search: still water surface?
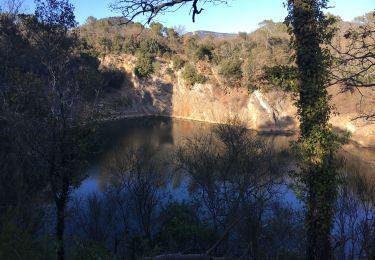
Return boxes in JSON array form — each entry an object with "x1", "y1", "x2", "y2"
[{"x1": 74, "y1": 117, "x2": 375, "y2": 203}]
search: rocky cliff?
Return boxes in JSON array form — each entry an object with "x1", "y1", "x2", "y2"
[{"x1": 100, "y1": 54, "x2": 375, "y2": 148}]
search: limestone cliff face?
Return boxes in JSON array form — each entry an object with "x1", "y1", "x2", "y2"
[
  {"x1": 100, "y1": 55, "x2": 375, "y2": 148},
  {"x1": 171, "y1": 76, "x2": 298, "y2": 132}
]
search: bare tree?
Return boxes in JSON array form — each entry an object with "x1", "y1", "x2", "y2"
[
  {"x1": 104, "y1": 145, "x2": 167, "y2": 239},
  {"x1": 333, "y1": 168, "x2": 375, "y2": 259},
  {"x1": 110, "y1": 0, "x2": 228, "y2": 24},
  {"x1": 0, "y1": 0, "x2": 23, "y2": 14},
  {"x1": 175, "y1": 120, "x2": 285, "y2": 258},
  {"x1": 329, "y1": 12, "x2": 375, "y2": 121},
  {"x1": 330, "y1": 13, "x2": 375, "y2": 89}
]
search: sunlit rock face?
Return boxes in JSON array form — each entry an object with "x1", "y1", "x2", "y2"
[
  {"x1": 171, "y1": 80, "x2": 298, "y2": 133},
  {"x1": 101, "y1": 55, "x2": 375, "y2": 148}
]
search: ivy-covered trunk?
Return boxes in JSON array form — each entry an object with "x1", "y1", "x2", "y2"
[{"x1": 287, "y1": 0, "x2": 339, "y2": 259}]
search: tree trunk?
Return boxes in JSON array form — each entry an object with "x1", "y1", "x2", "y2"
[{"x1": 289, "y1": 0, "x2": 337, "y2": 259}]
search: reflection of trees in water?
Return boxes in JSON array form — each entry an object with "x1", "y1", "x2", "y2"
[
  {"x1": 105, "y1": 145, "x2": 167, "y2": 239},
  {"x1": 70, "y1": 121, "x2": 306, "y2": 259},
  {"x1": 71, "y1": 144, "x2": 167, "y2": 256},
  {"x1": 175, "y1": 120, "x2": 302, "y2": 258},
  {"x1": 66, "y1": 125, "x2": 375, "y2": 259},
  {"x1": 333, "y1": 163, "x2": 375, "y2": 259},
  {"x1": 2, "y1": 116, "x2": 374, "y2": 259}
]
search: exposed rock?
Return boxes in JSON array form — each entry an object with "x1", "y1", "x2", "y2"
[{"x1": 100, "y1": 54, "x2": 375, "y2": 148}]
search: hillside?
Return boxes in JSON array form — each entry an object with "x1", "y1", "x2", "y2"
[{"x1": 78, "y1": 16, "x2": 375, "y2": 147}]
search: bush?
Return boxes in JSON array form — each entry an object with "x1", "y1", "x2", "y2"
[
  {"x1": 263, "y1": 65, "x2": 299, "y2": 92},
  {"x1": 218, "y1": 58, "x2": 243, "y2": 86},
  {"x1": 72, "y1": 239, "x2": 114, "y2": 260},
  {"x1": 182, "y1": 64, "x2": 207, "y2": 86},
  {"x1": 154, "y1": 202, "x2": 215, "y2": 254},
  {"x1": 139, "y1": 38, "x2": 169, "y2": 57},
  {"x1": 172, "y1": 55, "x2": 185, "y2": 71},
  {"x1": 153, "y1": 60, "x2": 162, "y2": 76},
  {"x1": 194, "y1": 45, "x2": 213, "y2": 61},
  {"x1": 122, "y1": 37, "x2": 139, "y2": 54},
  {"x1": 134, "y1": 53, "x2": 154, "y2": 78},
  {"x1": 111, "y1": 36, "x2": 125, "y2": 53}
]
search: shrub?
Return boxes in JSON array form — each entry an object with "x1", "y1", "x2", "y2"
[
  {"x1": 112, "y1": 36, "x2": 125, "y2": 53},
  {"x1": 263, "y1": 65, "x2": 299, "y2": 92},
  {"x1": 194, "y1": 45, "x2": 213, "y2": 61},
  {"x1": 134, "y1": 53, "x2": 154, "y2": 78},
  {"x1": 182, "y1": 64, "x2": 207, "y2": 86},
  {"x1": 139, "y1": 38, "x2": 161, "y2": 56},
  {"x1": 218, "y1": 58, "x2": 243, "y2": 87},
  {"x1": 172, "y1": 55, "x2": 185, "y2": 71},
  {"x1": 122, "y1": 37, "x2": 139, "y2": 54},
  {"x1": 139, "y1": 38, "x2": 169, "y2": 57},
  {"x1": 153, "y1": 60, "x2": 162, "y2": 76},
  {"x1": 154, "y1": 202, "x2": 215, "y2": 253}
]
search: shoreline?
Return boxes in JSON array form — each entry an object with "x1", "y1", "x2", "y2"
[{"x1": 99, "y1": 113, "x2": 375, "y2": 150}]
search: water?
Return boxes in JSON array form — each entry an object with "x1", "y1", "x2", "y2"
[
  {"x1": 73, "y1": 116, "x2": 374, "y2": 208},
  {"x1": 68, "y1": 117, "x2": 374, "y2": 258}
]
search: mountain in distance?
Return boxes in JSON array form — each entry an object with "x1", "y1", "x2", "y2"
[{"x1": 185, "y1": 30, "x2": 238, "y2": 38}]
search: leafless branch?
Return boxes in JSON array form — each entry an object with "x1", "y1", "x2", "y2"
[{"x1": 109, "y1": 0, "x2": 228, "y2": 25}]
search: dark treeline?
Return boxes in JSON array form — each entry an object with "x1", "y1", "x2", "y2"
[
  {"x1": 0, "y1": 0, "x2": 374, "y2": 259},
  {"x1": 0, "y1": 0, "x2": 116, "y2": 259}
]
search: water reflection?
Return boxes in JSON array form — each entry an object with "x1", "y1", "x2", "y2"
[
  {"x1": 71, "y1": 117, "x2": 374, "y2": 259},
  {"x1": 76, "y1": 117, "x2": 374, "y2": 195}
]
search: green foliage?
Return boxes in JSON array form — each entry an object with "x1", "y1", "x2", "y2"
[
  {"x1": 0, "y1": 217, "x2": 55, "y2": 260},
  {"x1": 71, "y1": 239, "x2": 114, "y2": 260},
  {"x1": 153, "y1": 60, "x2": 162, "y2": 76},
  {"x1": 139, "y1": 38, "x2": 160, "y2": 55},
  {"x1": 285, "y1": 0, "x2": 344, "y2": 258},
  {"x1": 325, "y1": 13, "x2": 342, "y2": 23},
  {"x1": 238, "y1": 31, "x2": 248, "y2": 40},
  {"x1": 263, "y1": 65, "x2": 299, "y2": 92},
  {"x1": 194, "y1": 45, "x2": 213, "y2": 61},
  {"x1": 171, "y1": 55, "x2": 185, "y2": 71},
  {"x1": 182, "y1": 64, "x2": 207, "y2": 85},
  {"x1": 112, "y1": 35, "x2": 125, "y2": 53},
  {"x1": 218, "y1": 58, "x2": 243, "y2": 86},
  {"x1": 150, "y1": 22, "x2": 164, "y2": 36},
  {"x1": 353, "y1": 11, "x2": 375, "y2": 23},
  {"x1": 154, "y1": 202, "x2": 215, "y2": 254},
  {"x1": 166, "y1": 27, "x2": 178, "y2": 39},
  {"x1": 135, "y1": 53, "x2": 154, "y2": 78},
  {"x1": 122, "y1": 37, "x2": 139, "y2": 54},
  {"x1": 98, "y1": 37, "x2": 112, "y2": 52}
]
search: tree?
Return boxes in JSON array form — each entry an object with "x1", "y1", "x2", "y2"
[
  {"x1": 150, "y1": 21, "x2": 164, "y2": 36},
  {"x1": 8, "y1": 1, "x2": 102, "y2": 259},
  {"x1": 108, "y1": 0, "x2": 344, "y2": 258},
  {"x1": 134, "y1": 52, "x2": 154, "y2": 78},
  {"x1": 329, "y1": 11, "x2": 375, "y2": 121},
  {"x1": 110, "y1": 0, "x2": 228, "y2": 24},
  {"x1": 176, "y1": 120, "x2": 284, "y2": 259},
  {"x1": 218, "y1": 58, "x2": 243, "y2": 87},
  {"x1": 353, "y1": 11, "x2": 375, "y2": 24}
]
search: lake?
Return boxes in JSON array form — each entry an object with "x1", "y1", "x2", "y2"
[
  {"x1": 68, "y1": 117, "x2": 374, "y2": 258},
  {"x1": 74, "y1": 116, "x2": 374, "y2": 198}
]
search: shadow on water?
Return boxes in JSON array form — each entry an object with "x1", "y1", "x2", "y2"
[{"x1": 68, "y1": 117, "x2": 374, "y2": 259}]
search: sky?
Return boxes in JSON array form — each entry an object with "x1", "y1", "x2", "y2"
[{"x1": 18, "y1": 0, "x2": 375, "y2": 33}]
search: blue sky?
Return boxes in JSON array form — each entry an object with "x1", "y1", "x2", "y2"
[{"x1": 20, "y1": 0, "x2": 375, "y2": 33}]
